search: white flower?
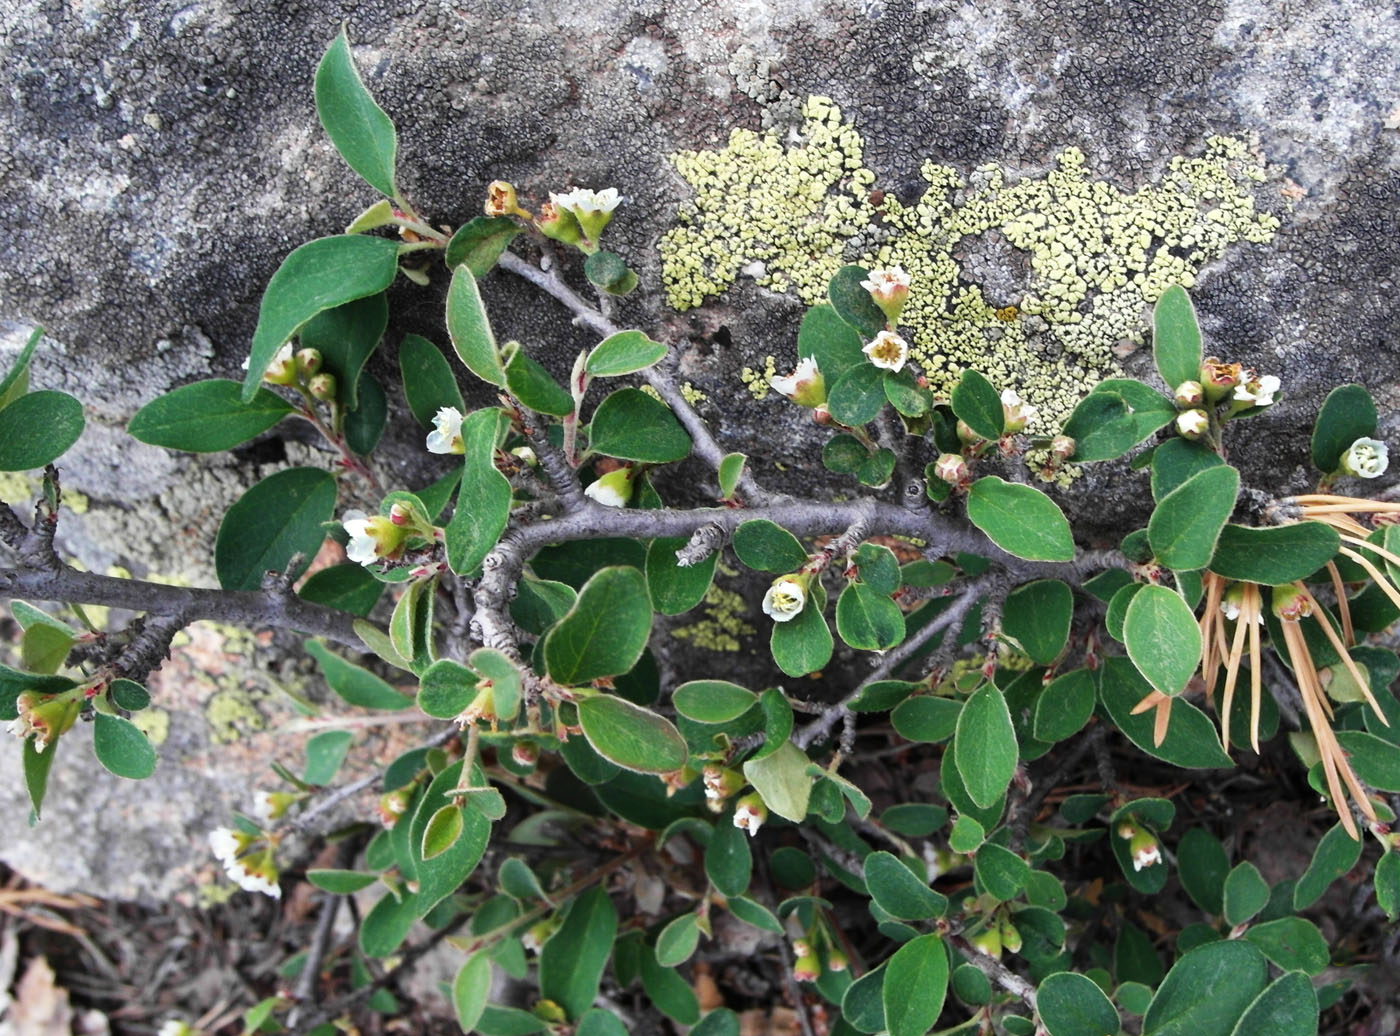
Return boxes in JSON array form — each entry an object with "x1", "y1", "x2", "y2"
[
  {"x1": 769, "y1": 356, "x2": 826, "y2": 407},
  {"x1": 208, "y1": 827, "x2": 241, "y2": 866},
  {"x1": 1233, "y1": 373, "x2": 1280, "y2": 408},
  {"x1": 1132, "y1": 842, "x2": 1163, "y2": 872},
  {"x1": 550, "y1": 187, "x2": 621, "y2": 240},
  {"x1": 426, "y1": 406, "x2": 465, "y2": 455},
  {"x1": 862, "y1": 330, "x2": 909, "y2": 372},
  {"x1": 342, "y1": 511, "x2": 378, "y2": 566},
  {"x1": 158, "y1": 1020, "x2": 194, "y2": 1036},
  {"x1": 584, "y1": 467, "x2": 635, "y2": 508},
  {"x1": 1342, "y1": 437, "x2": 1388, "y2": 479},
  {"x1": 733, "y1": 796, "x2": 767, "y2": 837},
  {"x1": 1000, "y1": 388, "x2": 1038, "y2": 432},
  {"x1": 262, "y1": 343, "x2": 297, "y2": 386},
  {"x1": 762, "y1": 578, "x2": 806, "y2": 622},
  {"x1": 1176, "y1": 409, "x2": 1209, "y2": 439},
  {"x1": 860, "y1": 266, "x2": 911, "y2": 297}
]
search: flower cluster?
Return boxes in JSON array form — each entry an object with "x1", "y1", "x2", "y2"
[{"x1": 208, "y1": 827, "x2": 281, "y2": 898}]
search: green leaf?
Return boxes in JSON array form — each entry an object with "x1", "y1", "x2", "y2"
[
  {"x1": 882, "y1": 933, "x2": 949, "y2": 1036},
  {"x1": 588, "y1": 387, "x2": 692, "y2": 463},
  {"x1": 827, "y1": 265, "x2": 886, "y2": 339},
  {"x1": 967, "y1": 477, "x2": 1075, "y2": 562},
  {"x1": 445, "y1": 216, "x2": 520, "y2": 275},
  {"x1": 22, "y1": 736, "x2": 56, "y2": 818},
  {"x1": 21, "y1": 624, "x2": 72, "y2": 675},
  {"x1": 586, "y1": 330, "x2": 668, "y2": 377},
  {"x1": 1003, "y1": 580, "x2": 1072, "y2": 664},
  {"x1": 1033, "y1": 669, "x2": 1096, "y2": 742},
  {"x1": 752, "y1": 688, "x2": 794, "y2": 761},
  {"x1": 1152, "y1": 285, "x2": 1203, "y2": 390},
  {"x1": 770, "y1": 590, "x2": 833, "y2": 678},
  {"x1": 128, "y1": 379, "x2": 293, "y2": 453},
  {"x1": 691, "y1": 1009, "x2": 741, "y2": 1036},
  {"x1": 399, "y1": 334, "x2": 465, "y2": 426},
  {"x1": 742, "y1": 740, "x2": 812, "y2": 822},
  {"x1": 575, "y1": 1009, "x2": 630, "y2": 1036},
  {"x1": 954, "y1": 684, "x2": 1019, "y2": 808},
  {"x1": 646, "y1": 536, "x2": 718, "y2": 615},
  {"x1": 315, "y1": 28, "x2": 398, "y2": 197},
  {"x1": 0, "y1": 390, "x2": 85, "y2": 471},
  {"x1": 1223, "y1": 861, "x2": 1270, "y2": 926},
  {"x1": 241, "y1": 235, "x2": 401, "y2": 401},
  {"x1": 835, "y1": 582, "x2": 905, "y2": 651},
  {"x1": 1208, "y1": 522, "x2": 1340, "y2": 583},
  {"x1": 733, "y1": 519, "x2": 808, "y2": 572},
  {"x1": 883, "y1": 368, "x2": 928, "y2": 417},
  {"x1": 655, "y1": 913, "x2": 701, "y2": 967},
  {"x1": 416, "y1": 658, "x2": 476, "y2": 718},
  {"x1": 299, "y1": 563, "x2": 384, "y2": 618},
  {"x1": 1038, "y1": 971, "x2": 1121, "y2": 1036},
  {"x1": 1293, "y1": 822, "x2": 1362, "y2": 909},
  {"x1": 858, "y1": 447, "x2": 896, "y2": 487},
  {"x1": 445, "y1": 408, "x2": 512, "y2": 576},
  {"x1": 303, "y1": 729, "x2": 353, "y2": 785},
  {"x1": 1176, "y1": 827, "x2": 1229, "y2": 916},
  {"x1": 359, "y1": 889, "x2": 421, "y2": 958},
  {"x1": 1097, "y1": 658, "x2": 1233, "y2": 767},
  {"x1": 727, "y1": 895, "x2": 782, "y2": 933},
  {"x1": 410, "y1": 760, "x2": 491, "y2": 912},
  {"x1": 92, "y1": 712, "x2": 156, "y2": 779},
  {"x1": 827, "y1": 363, "x2": 887, "y2": 426},
  {"x1": 306, "y1": 869, "x2": 379, "y2": 894},
  {"x1": 300, "y1": 293, "x2": 388, "y2": 410},
  {"x1": 892, "y1": 696, "x2": 962, "y2": 743},
  {"x1": 452, "y1": 954, "x2": 493, "y2": 1032},
  {"x1": 1124, "y1": 586, "x2": 1202, "y2": 695},
  {"x1": 842, "y1": 963, "x2": 887, "y2": 1033},
  {"x1": 214, "y1": 467, "x2": 337, "y2": 591},
  {"x1": 1312, "y1": 384, "x2": 1377, "y2": 473},
  {"x1": 673, "y1": 680, "x2": 758, "y2": 723},
  {"x1": 1228, "y1": 972, "x2": 1318, "y2": 1036},
  {"x1": 1142, "y1": 941, "x2": 1269, "y2": 1036},
  {"x1": 421, "y1": 803, "x2": 464, "y2": 860},
  {"x1": 974, "y1": 842, "x2": 1029, "y2": 901},
  {"x1": 1374, "y1": 851, "x2": 1400, "y2": 922},
  {"x1": 951, "y1": 369, "x2": 1005, "y2": 440},
  {"x1": 305, "y1": 640, "x2": 411, "y2": 710},
  {"x1": 544, "y1": 566, "x2": 653, "y2": 685},
  {"x1": 539, "y1": 886, "x2": 618, "y2": 1020},
  {"x1": 864, "y1": 851, "x2": 946, "y2": 920},
  {"x1": 577, "y1": 694, "x2": 687, "y2": 774},
  {"x1": 639, "y1": 942, "x2": 700, "y2": 1024},
  {"x1": 469, "y1": 647, "x2": 521, "y2": 724},
  {"x1": 799, "y1": 303, "x2": 866, "y2": 382},
  {"x1": 446, "y1": 265, "x2": 507, "y2": 386},
  {"x1": 718, "y1": 453, "x2": 746, "y2": 499},
  {"x1": 344, "y1": 373, "x2": 387, "y2": 455},
  {"x1": 1151, "y1": 438, "x2": 1226, "y2": 502},
  {"x1": 1148, "y1": 466, "x2": 1239, "y2": 571},
  {"x1": 881, "y1": 804, "x2": 947, "y2": 838},
  {"x1": 1334, "y1": 730, "x2": 1400, "y2": 791},
  {"x1": 504, "y1": 344, "x2": 573, "y2": 416},
  {"x1": 1062, "y1": 379, "x2": 1176, "y2": 462},
  {"x1": 1243, "y1": 917, "x2": 1328, "y2": 975},
  {"x1": 0, "y1": 325, "x2": 42, "y2": 412},
  {"x1": 583, "y1": 251, "x2": 637, "y2": 295},
  {"x1": 108, "y1": 679, "x2": 149, "y2": 712},
  {"x1": 706, "y1": 815, "x2": 753, "y2": 896}
]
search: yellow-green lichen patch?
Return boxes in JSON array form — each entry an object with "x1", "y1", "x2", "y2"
[
  {"x1": 205, "y1": 686, "x2": 269, "y2": 743},
  {"x1": 680, "y1": 381, "x2": 708, "y2": 405},
  {"x1": 740, "y1": 356, "x2": 778, "y2": 401},
  {"x1": 662, "y1": 100, "x2": 1280, "y2": 428},
  {"x1": 670, "y1": 562, "x2": 756, "y2": 652}
]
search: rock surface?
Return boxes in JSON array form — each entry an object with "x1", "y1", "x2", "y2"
[{"x1": 1, "y1": 0, "x2": 1398, "y2": 898}]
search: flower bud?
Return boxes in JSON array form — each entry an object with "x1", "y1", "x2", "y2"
[
  {"x1": 584, "y1": 465, "x2": 637, "y2": 508},
  {"x1": 762, "y1": 575, "x2": 809, "y2": 623},
  {"x1": 1175, "y1": 409, "x2": 1209, "y2": 440},
  {"x1": 791, "y1": 937, "x2": 813, "y2": 958},
  {"x1": 1173, "y1": 380, "x2": 1204, "y2": 407},
  {"x1": 812, "y1": 404, "x2": 833, "y2": 425},
  {"x1": 377, "y1": 787, "x2": 413, "y2": 827},
  {"x1": 1117, "y1": 819, "x2": 1162, "y2": 871},
  {"x1": 6, "y1": 691, "x2": 79, "y2": 753},
  {"x1": 860, "y1": 266, "x2": 911, "y2": 324},
  {"x1": 510, "y1": 446, "x2": 538, "y2": 466},
  {"x1": 956, "y1": 419, "x2": 983, "y2": 446},
  {"x1": 1340, "y1": 437, "x2": 1389, "y2": 479},
  {"x1": 769, "y1": 357, "x2": 826, "y2": 408},
  {"x1": 1271, "y1": 583, "x2": 1313, "y2": 622},
  {"x1": 862, "y1": 330, "x2": 910, "y2": 372},
  {"x1": 969, "y1": 926, "x2": 1002, "y2": 959},
  {"x1": 826, "y1": 948, "x2": 849, "y2": 972},
  {"x1": 933, "y1": 452, "x2": 969, "y2": 485},
  {"x1": 295, "y1": 347, "x2": 323, "y2": 377},
  {"x1": 733, "y1": 792, "x2": 768, "y2": 837},
  {"x1": 307, "y1": 372, "x2": 337, "y2": 401},
  {"x1": 999, "y1": 918, "x2": 1022, "y2": 954},
  {"x1": 262, "y1": 343, "x2": 298, "y2": 386},
  {"x1": 792, "y1": 954, "x2": 821, "y2": 982},
  {"x1": 522, "y1": 918, "x2": 558, "y2": 955},
  {"x1": 511, "y1": 740, "x2": 540, "y2": 768},
  {"x1": 702, "y1": 764, "x2": 746, "y2": 802},
  {"x1": 1049, "y1": 434, "x2": 1076, "y2": 461},
  {"x1": 534, "y1": 200, "x2": 583, "y2": 246},
  {"x1": 532, "y1": 999, "x2": 568, "y2": 1023}
]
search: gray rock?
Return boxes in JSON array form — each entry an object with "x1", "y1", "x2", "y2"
[{"x1": 1, "y1": 0, "x2": 1397, "y2": 897}]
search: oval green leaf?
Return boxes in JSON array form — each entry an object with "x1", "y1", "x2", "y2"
[
  {"x1": 1311, "y1": 383, "x2": 1377, "y2": 473},
  {"x1": 1123, "y1": 585, "x2": 1202, "y2": 696},
  {"x1": 827, "y1": 265, "x2": 886, "y2": 339},
  {"x1": 865, "y1": 851, "x2": 946, "y2": 920},
  {"x1": 951, "y1": 368, "x2": 1005, "y2": 440},
  {"x1": 1209, "y1": 522, "x2": 1340, "y2": 583},
  {"x1": 588, "y1": 387, "x2": 692, "y2": 463},
  {"x1": 1098, "y1": 657, "x2": 1232, "y2": 768},
  {"x1": 92, "y1": 712, "x2": 156, "y2": 780},
  {"x1": 315, "y1": 28, "x2": 398, "y2": 198},
  {"x1": 1152, "y1": 284, "x2": 1203, "y2": 390},
  {"x1": 835, "y1": 582, "x2": 905, "y2": 651},
  {"x1": 445, "y1": 408, "x2": 512, "y2": 576},
  {"x1": 827, "y1": 363, "x2": 887, "y2": 426},
  {"x1": 128, "y1": 379, "x2": 293, "y2": 453},
  {"x1": 953, "y1": 684, "x2": 1018, "y2": 809},
  {"x1": 586, "y1": 330, "x2": 668, "y2": 377},
  {"x1": 452, "y1": 954, "x2": 493, "y2": 1032},
  {"x1": 1148, "y1": 465, "x2": 1240, "y2": 572},
  {"x1": 577, "y1": 694, "x2": 687, "y2": 774},
  {"x1": 967, "y1": 477, "x2": 1075, "y2": 562},
  {"x1": 544, "y1": 566, "x2": 653, "y2": 686},
  {"x1": 304, "y1": 640, "x2": 411, "y2": 710},
  {"x1": 421, "y1": 803, "x2": 464, "y2": 860},
  {"x1": 1228, "y1": 972, "x2": 1318, "y2": 1036},
  {"x1": 1004, "y1": 580, "x2": 1073, "y2": 665},
  {"x1": 733, "y1": 519, "x2": 808, "y2": 573},
  {"x1": 0, "y1": 390, "x2": 85, "y2": 471},
  {"x1": 673, "y1": 680, "x2": 758, "y2": 723},
  {"x1": 444, "y1": 216, "x2": 520, "y2": 275},
  {"x1": 214, "y1": 467, "x2": 338, "y2": 591},
  {"x1": 1038, "y1": 971, "x2": 1120, "y2": 1036},
  {"x1": 1142, "y1": 940, "x2": 1268, "y2": 1036},
  {"x1": 882, "y1": 933, "x2": 949, "y2": 1036},
  {"x1": 399, "y1": 334, "x2": 466, "y2": 427},
  {"x1": 446, "y1": 265, "x2": 505, "y2": 388}
]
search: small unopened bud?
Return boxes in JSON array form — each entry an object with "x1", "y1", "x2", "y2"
[
  {"x1": 510, "y1": 446, "x2": 538, "y2": 466},
  {"x1": 792, "y1": 954, "x2": 821, "y2": 982},
  {"x1": 826, "y1": 949, "x2": 849, "y2": 972},
  {"x1": 377, "y1": 787, "x2": 412, "y2": 827},
  {"x1": 295, "y1": 348, "x2": 323, "y2": 377},
  {"x1": 263, "y1": 343, "x2": 298, "y2": 386},
  {"x1": 1049, "y1": 434, "x2": 1076, "y2": 461},
  {"x1": 956, "y1": 419, "x2": 983, "y2": 446},
  {"x1": 1176, "y1": 408, "x2": 1209, "y2": 440},
  {"x1": 1173, "y1": 379, "x2": 1204, "y2": 407},
  {"x1": 1271, "y1": 583, "x2": 1313, "y2": 622},
  {"x1": 307, "y1": 372, "x2": 337, "y2": 401},
  {"x1": 511, "y1": 740, "x2": 540, "y2": 768},
  {"x1": 702, "y1": 764, "x2": 745, "y2": 802},
  {"x1": 969, "y1": 926, "x2": 1002, "y2": 959},
  {"x1": 532, "y1": 999, "x2": 567, "y2": 1023},
  {"x1": 584, "y1": 465, "x2": 637, "y2": 509},
  {"x1": 999, "y1": 918, "x2": 1022, "y2": 954},
  {"x1": 860, "y1": 266, "x2": 911, "y2": 324},
  {"x1": 934, "y1": 452, "x2": 969, "y2": 485},
  {"x1": 812, "y1": 404, "x2": 833, "y2": 425},
  {"x1": 791, "y1": 937, "x2": 813, "y2": 958},
  {"x1": 389, "y1": 502, "x2": 413, "y2": 526},
  {"x1": 1117, "y1": 819, "x2": 1162, "y2": 871}
]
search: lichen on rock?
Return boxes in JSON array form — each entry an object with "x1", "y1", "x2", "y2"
[{"x1": 662, "y1": 97, "x2": 1280, "y2": 425}]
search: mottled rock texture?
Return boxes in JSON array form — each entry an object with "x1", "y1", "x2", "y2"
[{"x1": 1, "y1": 0, "x2": 1397, "y2": 898}]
